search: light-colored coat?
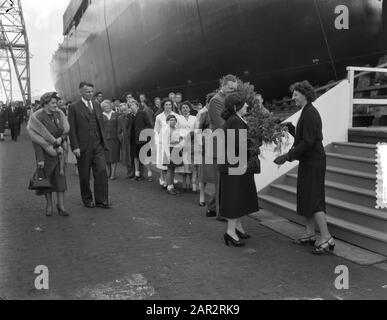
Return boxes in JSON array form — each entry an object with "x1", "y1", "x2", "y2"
[{"x1": 27, "y1": 108, "x2": 70, "y2": 157}]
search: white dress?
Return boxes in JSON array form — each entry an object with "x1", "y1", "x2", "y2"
[
  {"x1": 175, "y1": 114, "x2": 196, "y2": 174},
  {"x1": 154, "y1": 112, "x2": 181, "y2": 170}
]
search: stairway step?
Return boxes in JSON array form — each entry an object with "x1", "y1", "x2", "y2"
[
  {"x1": 327, "y1": 166, "x2": 375, "y2": 179},
  {"x1": 269, "y1": 184, "x2": 387, "y2": 232},
  {"x1": 286, "y1": 174, "x2": 377, "y2": 207},
  {"x1": 326, "y1": 152, "x2": 376, "y2": 163},
  {"x1": 287, "y1": 166, "x2": 375, "y2": 190},
  {"x1": 349, "y1": 128, "x2": 387, "y2": 144},
  {"x1": 258, "y1": 194, "x2": 387, "y2": 255},
  {"x1": 331, "y1": 142, "x2": 376, "y2": 159},
  {"x1": 326, "y1": 152, "x2": 376, "y2": 174},
  {"x1": 288, "y1": 167, "x2": 375, "y2": 180},
  {"x1": 333, "y1": 142, "x2": 376, "y2": 148},
  {"x1": 326, "y1": 166, "x2": 376, "y2": 190}
]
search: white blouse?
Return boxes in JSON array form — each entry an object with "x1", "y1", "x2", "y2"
[
  {"x1": 102, "y1": 111, "x2": 115, "y2": 121},
  {"x1": 154, "y1": 111, "x2": 181, "y2": 135},
  {"x1": 179, "y1": 114, "x2": 196, "y2": 136}
]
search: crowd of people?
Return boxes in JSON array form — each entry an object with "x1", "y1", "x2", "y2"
[
  {"x1": 53, "y1": 87, "x2": 226, "y2": 201},
  {"x1": 24, "y1": 74, "x2": 335, "y2": 254},
  {"x1": 0, "y1": 102, "x2": 28, "y2": 142}
]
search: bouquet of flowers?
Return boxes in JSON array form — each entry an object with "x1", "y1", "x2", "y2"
[{"x1": 237, "y1": 80, "x2": 291, "y2": 164}]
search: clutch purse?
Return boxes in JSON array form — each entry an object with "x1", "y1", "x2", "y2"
[{"x1": 28, "y1": 167, "x2": 52, "y2": 190}]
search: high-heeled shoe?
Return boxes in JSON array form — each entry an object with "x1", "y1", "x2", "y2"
[
  {"x1": 293, "y1": 235, "x2": 316, "y2": 246},
  {"x1": 57, "y1": 205, "x2": 70, "y2": 217},
  {"x1": 236, "y1": 229, "x2": 251, "y2": 240},
  {"x1": 224, "y1": 233, "x2": 245, "y2": 247},
  {"x1": 312, "y1": 237, "x2": 335, "y2": 255}
]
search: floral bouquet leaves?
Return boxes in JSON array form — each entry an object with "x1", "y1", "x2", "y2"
[{"x1": 237, "y1": 80, "x2": 291, "y2": 164}]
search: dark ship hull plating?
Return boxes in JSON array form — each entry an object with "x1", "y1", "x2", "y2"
[{"x1": 51, "y1": 0, "x2": 387, "y2": 102}]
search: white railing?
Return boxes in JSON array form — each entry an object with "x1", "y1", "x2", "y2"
[
  {"x1": 257, "y1": 66, "x2": 387, "y2": 191},
  {"x1": 347, "y1": 66, "x2": 387, "y2": 127},
  {"x1": 256, "y1": 80, "x2": 351, "y2": 191}
]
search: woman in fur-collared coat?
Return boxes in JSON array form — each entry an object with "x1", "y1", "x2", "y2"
[{"x1": 27, "y1": 92, "x2": 70, "y2": 217}]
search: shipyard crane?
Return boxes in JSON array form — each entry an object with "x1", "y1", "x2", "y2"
[{"x1": 0, "y1": 0, "x2": 31, "y2": 105}]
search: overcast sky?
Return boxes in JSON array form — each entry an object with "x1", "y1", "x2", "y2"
[{"x1": 22, "y1": 0, "x2": 70, "y2": 100}]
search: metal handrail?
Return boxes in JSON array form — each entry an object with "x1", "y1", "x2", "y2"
[
  {"x1": 315, "y1": 62, "x2": 387, "y2": 93},
  {"x1": 347, "y1": 66, "x2": 387, "y2": 127},
  {"x1": 271, "y1": 63, "x2": 387, "y2": 117}
]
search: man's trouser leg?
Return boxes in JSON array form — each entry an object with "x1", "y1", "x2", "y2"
[
  {"x1": 92, "y1": 142, "x2": 109, "y2": 204},
  {"x1": 11, "y1": 124, "x2": 18, "y2": 141},
  {"x1": 207, "y1": 162, "x2": 220, "y2": 217},
  {"x1": 78, "y1": 147, "x2": 93, "y2": 205}
]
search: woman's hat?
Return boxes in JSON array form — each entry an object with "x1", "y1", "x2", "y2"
[{"x1": 40, "y1": 92, "x2": 59, "y2": 106}]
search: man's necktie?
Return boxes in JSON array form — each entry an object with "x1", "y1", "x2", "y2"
[{"x1": 87, "y1": 101, "x2": 93, "y2": 113}]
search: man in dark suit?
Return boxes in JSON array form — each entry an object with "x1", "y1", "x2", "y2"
[
  {"x1": 16, "y1": 106, "x2": 25, "y2": 135},
  {"x1": 206, "y1": 74, "x2": 238, "y2": 220},
  {"x1": 68, "y1": 82, "x2": 111, "y2": 209},
  {"x1": 7, "y1": 103, "x2": 22, "y2": 141}
]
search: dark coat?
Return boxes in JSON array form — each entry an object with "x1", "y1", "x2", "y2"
[
  {"x1": 208, "y1": 91, "x2": 226, "y2": 131},
  {"x1": 133, "y1": 110, "x2": 153, "y2": 145},
  {"x1": 102, "y1": 112, "x2": 119, "y2": 140},
  {"x1": 141, "y1": 105, "x2": 155, "y2": 128},
  {"x1": 218, "y1": 114, "x2": 259, "y2": 219},
  {"x1": 118, "y1": 113, "x2": 134, "y2": 167},
  {"x1": 0, "y1": 108, "x2": 6, "y2": 133},
  {"x1": 208, "y1": 90, "x2": 226, "y2": 159},
  {"x1": 218, "y1": 114, "x2": 259, "y2": 175},
  {"x1": 7, "y1": 107, "x2": 22, "y2": 125},
  {"x1": 68, "y1": 100, "x2": 107, "y2": 152},
  {"x1": 102, "y1": 112, "x2": 121, "y2": 163},
  {"x1": 287, "y1": 103, "x2": 325, "y2": 162},
  {"x1": 287, "y1": 103, "x2": 326, "y2": 217}
]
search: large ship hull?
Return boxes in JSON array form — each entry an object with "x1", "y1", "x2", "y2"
[{"x1": 51, "y1": 0, "x2": 387, "y2": 102}]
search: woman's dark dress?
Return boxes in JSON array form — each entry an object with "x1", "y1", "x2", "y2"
[
  {"x1": 103, "y1": 112, "x2": 121, "y2": 163},
  {"x1": 118, "y1": 113, "x2": 134, "y2": 168},
  {"x1": 287, "y1": 103, "x2": 326, "y2": 218},
  {"x1": 33, "y1": 110, "x2": 67, "y2": 195},
  {"x1": 218, "y1": 114, "x2": 259, "y2": 219}
]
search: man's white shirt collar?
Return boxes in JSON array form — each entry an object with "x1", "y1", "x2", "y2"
[{"x1": 82, "y1": 98, "x2": 93, "y2": 110}]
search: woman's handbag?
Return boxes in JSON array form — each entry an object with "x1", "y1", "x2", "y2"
[{"x1": 28, "y1": 167, "x2": 52, "y2": 190}]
